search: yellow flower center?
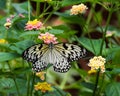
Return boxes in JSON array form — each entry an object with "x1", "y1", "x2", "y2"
[{"x1": 27, "y1": 19, "x2": 40, "y2": 25}]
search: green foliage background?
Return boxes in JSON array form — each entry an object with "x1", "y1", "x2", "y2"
[{"x1": 0, "y1": 0, "x2": 120, "y2": 96}]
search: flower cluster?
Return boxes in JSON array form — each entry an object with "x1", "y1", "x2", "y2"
[
  {"x1": 4, "y1": 17, "x2": 12, "y2": 29},
  {"x1": 88, "y1": 56, "x2": 106, "y2": 73},
  {"x1": 0, "y1": 39, "x2": 7, "y2": 44},
  {"x1": 34, "y1": 82, "x2": 51, "y2": 93},
  {"x1": 38, "y1": 32, "x2": 58, "y2": 44},
  {"x1": 70, "y1": 3, "x2": 88, "y2": 15},
  {"x1": 4, "y1": 14, "x2": 25, "y2": 29},
  {"x1": 25, "y1": 19, "x2": 43, "y2": 31},
  {"x1": 36, "y1": 72, "x2": 46, "y2": 81}
]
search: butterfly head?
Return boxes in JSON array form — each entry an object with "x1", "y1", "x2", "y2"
[{"x1": 48, "y1": 42, "x2": 54, "y2": 49}]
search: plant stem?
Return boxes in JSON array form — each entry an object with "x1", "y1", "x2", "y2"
[
  {"x1": 92, "y1": 70, "x2": 100, "y2": 96},
  {"x1": 59, "y1": 72, "x2": 69, "y2": 89},
  {"x1": 13, "y1": 77, "x2": 21, "y2": 96},
  {"x1": 97, "y1": 74, "x2": 105, "y2": 96},
  {"x1": 7, "y1": 62, "x2": 20, "y2": 96},
  {"x1": 99, "y1": 10, "x2": 113, "y2": 55},
  {"x1": 6, "y1": 0, "x2": 12, "y2": 15},
  {"x1": 43, "y1": 9, "x2": 56, "y2": 24},
  {"x1": 83, "y1": 2, "x2": 96, "y2": 34},
  {"x1": 27, "y1": 73, "x2": 30, "y2": 96},
  {"x1": 83, "y1": 2, "x2": 96, "y2": 54},
  {"x1": 36, "y1": 1, "x2": 40, "y2": 17},
  {"x1": 28, "y1": 0, "x2": 31, "y2": 20},
  {"x1": 30, "y1": 72, "x2": 36, "y2": 96}
]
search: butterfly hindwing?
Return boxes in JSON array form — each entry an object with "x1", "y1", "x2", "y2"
[{"x1": 51, "y1": 49, "x2": 71, "y2": 72}]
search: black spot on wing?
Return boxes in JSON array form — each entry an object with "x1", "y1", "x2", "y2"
[
  {"x1": 63, "y1": 43, "x2": 68, "y2": 49},
  {"x1": 38, "y1": 44, "x2": 43, "y2": 50}
]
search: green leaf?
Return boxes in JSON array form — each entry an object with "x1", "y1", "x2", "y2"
[
  {"x1": 105, "y1": 82, "x2": 120, "y2": 96},
  {"x1": 110, "y1": 68, "x2": 120, "y2": 75},
  {"x1": 0, "y1": 78, "x2": 15, "y2": 91},
  {"x1": 9, "y1": 40, "x2": 35, "y2": 54},
  {"x1": 19, "y1": 31, "x2": 40, "y2": 38},
  {"x1": 49, "y1": 29, "x2": 64, "y2": 34},
  {"x1": 62, "y1": 0, "x2": 89, "y2": 6},
  {"x1": 0, "y1": 52, "x2": 20, "y2": 62},
  {"x1": 0, "y1": 0, "x2": 6, "y2": 9},
  {"x1": 80, "y1": 82, "x2": 95, "y2": 90},
  {"x1": 0, "y1": 44, "x2": 10, "y2": 50},
  {"x1": 12, "y1": 1, "x2": 30, "y2": 13},
  {"x1": 104, "y1": 46, "x2": 120, "y2": 61},
  {"x1": 112, "y1": 49, "x2": 120, "y2": 65},
  {"x1": 54, "y1": 12, "x2": 85, "y2": 26},
  {"x1": 78, "y1": 37, "x2": 106, "y2": 55}
]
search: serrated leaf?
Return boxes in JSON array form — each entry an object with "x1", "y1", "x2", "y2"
[{"x1": 105, "y1": 82, "x2": 120, "y2": 96}]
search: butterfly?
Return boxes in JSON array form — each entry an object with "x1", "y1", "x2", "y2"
[{"x1": 22, "y1": 43, "x2": 86, "y2": 73}]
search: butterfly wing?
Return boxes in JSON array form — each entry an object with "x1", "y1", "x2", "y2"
[
  {"x1": 22, "y1": 44, "x2": 50, "y2": 71},
  {"x1": 53, "y1": 43, "x2": 86, "y2": 72},
  {"x1": 51, "y1": 48, "x2": 71, "y2": 73}
]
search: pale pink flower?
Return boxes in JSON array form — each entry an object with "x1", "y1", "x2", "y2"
[
  {"x1": 70, "y1": 3, "x2": 88, "y2": 15},
  {"x1": 25, "y1": 19, "x2": 43, "y2": 30},
  {"x1": 6, "y1": 18, "x2": 11, "y2": 22},
  {"x1": 38, "y1": 32, "x2": 58, "y2": 44}
]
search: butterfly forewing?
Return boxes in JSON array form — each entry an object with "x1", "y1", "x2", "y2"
[
  {"x1": 22, "y1": 44, "x2": 50, "y2": 71},
  {"x1": 22, "y1": 43, "x2": 86, "y2": 73},
  {"x1": 54, "y1": 43, "x2": 86, "y2": 61}
]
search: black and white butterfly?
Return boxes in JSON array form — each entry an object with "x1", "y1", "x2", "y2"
[{"x1": 22, "y1": 43, "x2": 86, "y2": 73}]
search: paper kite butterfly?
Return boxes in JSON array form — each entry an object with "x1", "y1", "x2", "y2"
[{"x1": 22, "y1": 43, "x2": 86, "y2": 73}]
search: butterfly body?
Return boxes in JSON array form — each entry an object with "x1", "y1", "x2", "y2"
[{"x1": 22, "y1": 43, "x2": 86, "y2": 73}]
